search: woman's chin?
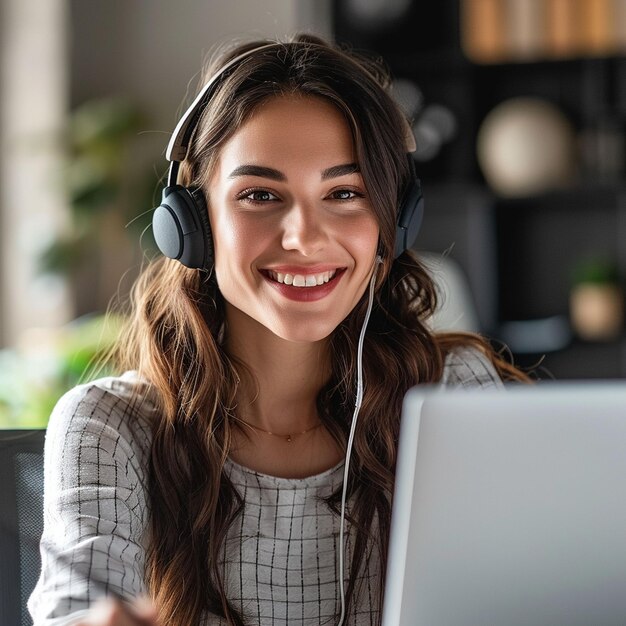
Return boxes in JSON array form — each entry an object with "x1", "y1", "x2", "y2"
[{"x1": 267, "y1": 323, "x2": 335, "y2": 345}]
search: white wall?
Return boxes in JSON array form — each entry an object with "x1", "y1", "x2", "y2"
[{"x1": 0, "y1": 0, "x2": 72, "y2": 347}]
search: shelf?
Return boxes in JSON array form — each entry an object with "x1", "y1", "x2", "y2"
[
  {"x1": 334, "y1": 0, "x2": 626, "y2": 379},
  {"x1": 511, "y1": 336, "x2": 626, "y2": 380}
]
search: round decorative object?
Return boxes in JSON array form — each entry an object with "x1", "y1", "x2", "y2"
[{"x1": 477, "y1": 98, "x2": 576, "y2": 197}]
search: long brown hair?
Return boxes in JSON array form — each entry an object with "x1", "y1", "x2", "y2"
[{"x1": 115, "y1": 34, "x2": 528, "y2": 625}]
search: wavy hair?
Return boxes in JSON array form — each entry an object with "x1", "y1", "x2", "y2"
[{"x1": 115, "y1": 33, "x2": 528, "y2": 625}]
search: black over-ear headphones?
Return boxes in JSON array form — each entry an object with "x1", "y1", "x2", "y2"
[{"x1": 152, "y1": 42, "x2": 424, "y2": 270}]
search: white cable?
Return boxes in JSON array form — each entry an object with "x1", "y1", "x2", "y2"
[{"x1": 336, "y1": 256, "x2": 381, "y2": 626}]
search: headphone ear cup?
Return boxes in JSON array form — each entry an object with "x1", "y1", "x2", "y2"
[
  {"x1": 189, "y1": 187, "x2": 214, "y2": 267},
  {"x1": 152, "y1": 185, "x2": 213, "y2": 269},
  {"x1": 394, "y1": 178, "x2": 424, "y2": 259}
]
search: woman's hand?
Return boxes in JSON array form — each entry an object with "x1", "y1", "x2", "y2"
[{"x1": 74, "y1": 596, "x2": 160, "y2": 626}]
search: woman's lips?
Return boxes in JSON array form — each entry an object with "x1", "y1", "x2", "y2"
[{"x1": 261, "y1": 268, "x2": 346, "y2": 301}]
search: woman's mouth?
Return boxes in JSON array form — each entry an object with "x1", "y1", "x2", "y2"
[
  {"x1": 261, "y1": 268, "x2": 346, "y2": 301},
  {"x1": 266, "y1": 269, "x2": 338, "y2": 287}
]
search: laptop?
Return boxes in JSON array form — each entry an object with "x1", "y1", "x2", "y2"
[{"x1": 382, "y1": 382, "x2": 626, "y2": 626}]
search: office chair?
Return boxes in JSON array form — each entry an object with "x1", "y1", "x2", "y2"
[
  {"x1": 0, "y1": 429, "x2": 45, "y2": 626},
  {"x1": 420, "y1": 252, "x2": 480, "y2": 333}
]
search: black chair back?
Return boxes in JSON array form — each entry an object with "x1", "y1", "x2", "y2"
[{"x1": 0, "y1": 429, "x2": 45, "y2": 626}]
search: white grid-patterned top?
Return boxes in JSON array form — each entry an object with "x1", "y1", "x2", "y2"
[{"x1": 28, "y1": 347, "x2": 502, "y2": 625}]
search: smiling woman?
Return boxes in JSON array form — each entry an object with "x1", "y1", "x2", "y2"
[{"x1": 28, "y1": 33, "x2": 528, "y2": 626}]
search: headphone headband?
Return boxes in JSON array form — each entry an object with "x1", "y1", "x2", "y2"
[{"x1": 167, "y1": 43, "x2": 280, "y2": 162}]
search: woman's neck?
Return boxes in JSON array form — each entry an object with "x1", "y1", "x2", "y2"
[
  {"x1": 223, "y1": 305, "x2": 344, "y2": 478},
  {"x1": 224, "y1": 310, "x2": 331, "y2": 434}
]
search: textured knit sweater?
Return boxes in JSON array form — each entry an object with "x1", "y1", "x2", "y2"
[{"x1": 28, "y1": 347, "x2": 503, "y2": 625}]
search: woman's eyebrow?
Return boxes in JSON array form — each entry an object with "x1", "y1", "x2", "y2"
[
  {"x1": 321, "y1": 163, "x2": 359, "y2": 180},
  {"x1": 228, "y1": 163, "x2": 360, "y2": 182},
  {"x1": 228, "y1": 164, "x2": 286, "y2": 181}
]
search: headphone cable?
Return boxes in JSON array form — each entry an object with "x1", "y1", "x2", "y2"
[{"x1": 336, "y1": 256, "x2": 381, "y2": 626}]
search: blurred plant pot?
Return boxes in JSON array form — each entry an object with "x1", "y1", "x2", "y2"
[{"x1": 569, "y1": 283, "x2": 624, "y2": 341}]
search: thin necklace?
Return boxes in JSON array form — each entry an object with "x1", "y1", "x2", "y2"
[{"x1": 232, "y1": 415, "x2": 323, "y2": 443}]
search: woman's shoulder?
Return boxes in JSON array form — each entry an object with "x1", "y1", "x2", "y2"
[
  {"x1": 31, "y1": 374, "x2": 155, "y2": 621},
  {"x1": 441, "y1": 345, "x2": 504, "y2": 389},
  {"x1": 46, "y1": 371, "x2": 157, "y2": 468}
]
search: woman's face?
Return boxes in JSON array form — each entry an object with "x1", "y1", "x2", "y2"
[{"x1": 207, "y1": 94, "x2": 380, "y2": 344}]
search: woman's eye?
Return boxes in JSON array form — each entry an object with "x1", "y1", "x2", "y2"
[
  {"x1": 330, "y1": 189, "x2": 361, "y2": 201},
  {"x1": 238, "y1": 189, "x2": 279, "y2": 203}
]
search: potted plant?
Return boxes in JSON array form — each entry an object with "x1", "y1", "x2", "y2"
[
  {"x1": 39, "y1": 97, "x2": 155, "y2": 315},
  {"x1": 569, "y1": 258, "x2": 624, "y2": 341}
]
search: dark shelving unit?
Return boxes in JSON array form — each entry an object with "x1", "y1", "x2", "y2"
[{"x1": 333, "y1": 0, "x2": 626, "y2": 379}]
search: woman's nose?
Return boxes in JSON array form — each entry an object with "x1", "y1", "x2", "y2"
[{"x1": 281, "y1": 201, "x2": 328, "y2": 256}]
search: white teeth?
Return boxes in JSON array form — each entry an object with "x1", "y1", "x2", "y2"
[{"x1": 268, "y1": 269, "x2": 337, "y2": 287}]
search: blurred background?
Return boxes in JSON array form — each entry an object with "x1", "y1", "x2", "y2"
[{"x1": 1, "y1": 0, "x2": 625, "y2": 427}]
